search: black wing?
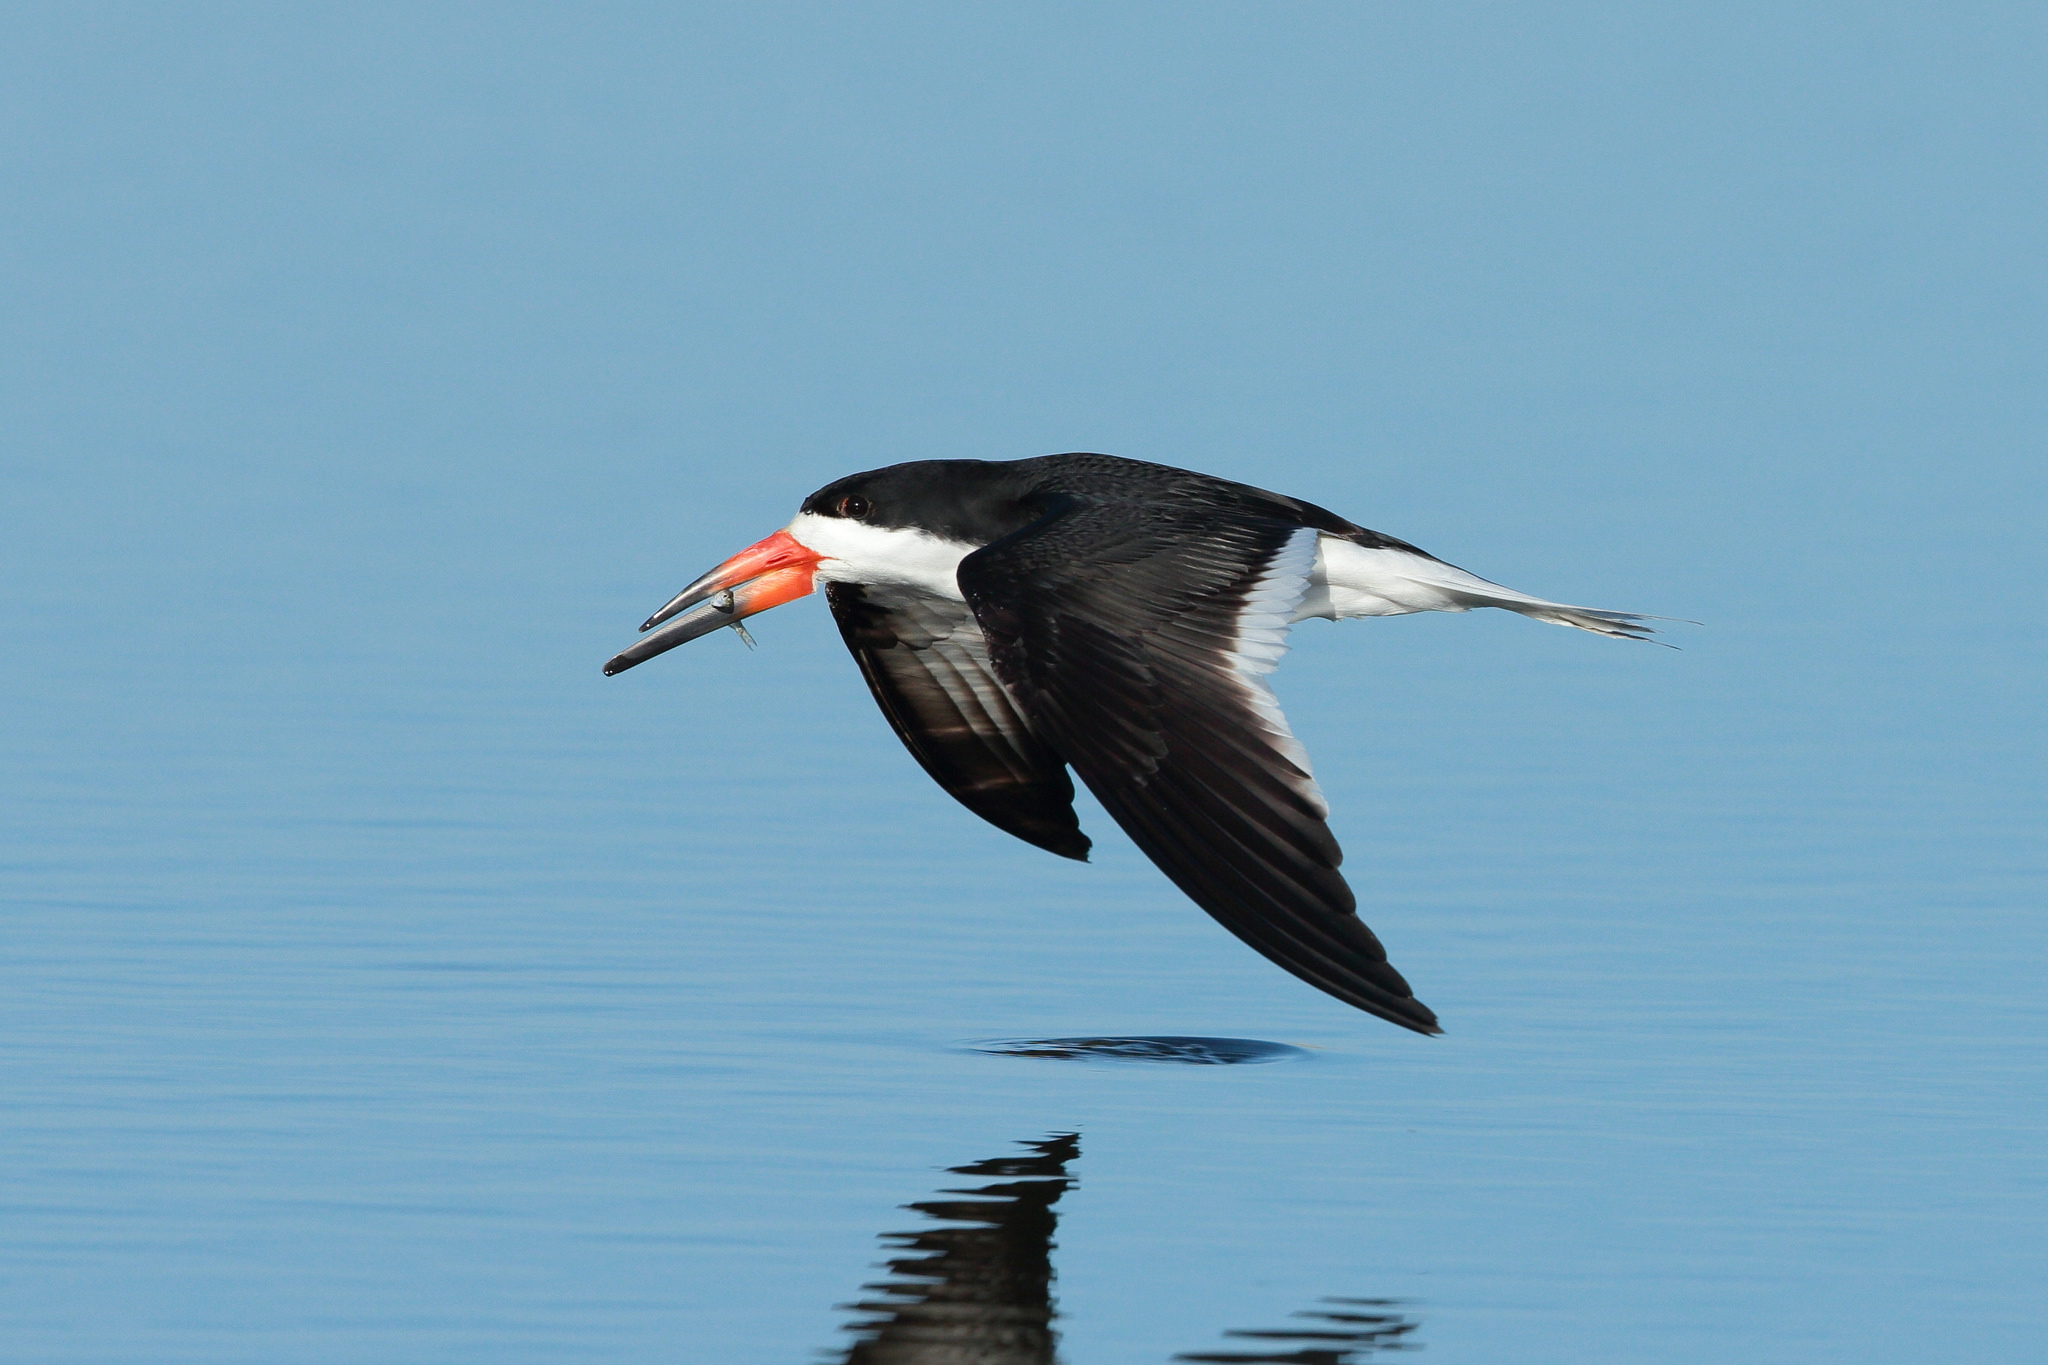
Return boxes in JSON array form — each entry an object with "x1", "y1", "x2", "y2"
[
  {"x1": 826, "y1": 582, "x2": 1090, "y2": 861},
  {"x1": 957, "y1": 503, "x2": 1439, "y2": 1034}
]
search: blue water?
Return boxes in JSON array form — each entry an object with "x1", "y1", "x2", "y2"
[{"x1": 4, "y1": 6, "x2": 2044, "y2": 1361}]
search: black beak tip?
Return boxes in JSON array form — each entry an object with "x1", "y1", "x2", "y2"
[{"x1": 637, "y1": 617, "x2": 658, "y2": 632}]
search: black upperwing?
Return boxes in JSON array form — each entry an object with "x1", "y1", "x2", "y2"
[
  {"x1": 956, "y1": 500, "x2": 1440, "y2": 1035},
  {"x1": 826, "y1": 581, "x2": 1090, "y2": 861}
]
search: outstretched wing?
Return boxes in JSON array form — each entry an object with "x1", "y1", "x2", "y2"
[
  {"x1": 958, "y1": 504, "x2": 1439, "y2": 1034},
  {"x1": 826, "y1": 582, "x2": 1090, "y2": 861}
]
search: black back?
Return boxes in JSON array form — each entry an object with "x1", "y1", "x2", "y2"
[{"x1": 802, "y1": 453, "x2": 1434, "y2": 557}]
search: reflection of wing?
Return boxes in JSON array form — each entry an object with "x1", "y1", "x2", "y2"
[
  {"x1": 826, "y1": 583, "x2": 1089, "y2": 861},
  {"x1": 959, "y1": 504, "x2": 1439, "y2": 1034},
  {"x1": 835, "y1": 1134, "x2": 1079, "y2": 1365},
  {"x1": 1175, "y1": 1296, "x2": 1422, "y2": 1363}
]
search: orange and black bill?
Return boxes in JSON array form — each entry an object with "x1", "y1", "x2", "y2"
[{"x1": 602, "y1": 530, "x2": 823, "y2": 676}]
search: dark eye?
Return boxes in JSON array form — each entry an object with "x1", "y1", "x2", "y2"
[{"x1": 837, "y1": 495, "x2": 870, "y2": 519}]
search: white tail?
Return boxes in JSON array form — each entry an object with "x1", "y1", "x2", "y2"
[{"x1": 1295, "y1": 536, "x2": 1661, "y2": 641}]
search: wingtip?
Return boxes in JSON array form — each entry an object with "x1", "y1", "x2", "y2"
[
  {"x1": 1393, "y1": 1000, "x2": 1442, "y2": 1037},
  {"x1": 1035, "y1": 826, "x2": 1092, "y2": 862}
]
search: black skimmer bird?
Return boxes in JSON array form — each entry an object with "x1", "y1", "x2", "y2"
[{"x1": 605, "y1": 454, "x2": 1654, "y2": 1034}]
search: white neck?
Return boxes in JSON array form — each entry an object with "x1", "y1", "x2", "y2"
[{"x1": 786, "y1": 511, "x2": 978, "y2": 601}]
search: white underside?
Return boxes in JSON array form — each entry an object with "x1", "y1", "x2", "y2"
[{"x1": 1294, "y1": 536, "x2": 1647, "y2": 638}]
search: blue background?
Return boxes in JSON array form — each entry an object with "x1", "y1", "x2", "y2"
[{"x1": 3, "y1": 5, "x2": 2042, "y2": 1360}]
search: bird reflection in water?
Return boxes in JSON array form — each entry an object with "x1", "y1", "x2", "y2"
[
  {"x1": 834, "y1": 1133, "x2": 1078, "y2": 1364},
  {"x1": 829, "y1": 1134, "x2": 1421, "y2": 1364}
]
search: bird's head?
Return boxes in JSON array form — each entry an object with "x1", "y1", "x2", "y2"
[{"x1": 602, "y1": 460, "x2": 1042, "y2": 676}]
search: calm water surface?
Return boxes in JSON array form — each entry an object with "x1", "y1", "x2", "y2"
[{"x1": 3, "y1": 7, "x2": 2044, "y2": 1361}]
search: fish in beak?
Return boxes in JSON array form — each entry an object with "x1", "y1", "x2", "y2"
[{"x1": 602, "y1": 529, "x2": 824, "y2": 676}]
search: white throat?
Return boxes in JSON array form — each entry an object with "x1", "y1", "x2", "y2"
[{"x1": 786, "y1": 511, "x2": 978, "y2": 601}]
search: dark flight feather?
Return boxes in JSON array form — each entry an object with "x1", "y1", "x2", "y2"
[
  {"x1": 957, "y1": 499, "x2": 1440, "y2": 1035},
  {"x1": 826, "y1": 582, "x2": 1090, "y2": 861}
]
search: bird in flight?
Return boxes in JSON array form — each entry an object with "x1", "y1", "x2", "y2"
[{"x1": 604, "y1": 454, "x2": 1653, "y2": 1034}]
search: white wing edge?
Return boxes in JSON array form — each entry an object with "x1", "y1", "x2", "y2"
[{"x1": 1223, "y1": 527, "x2": 1330, "y2": 816}]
